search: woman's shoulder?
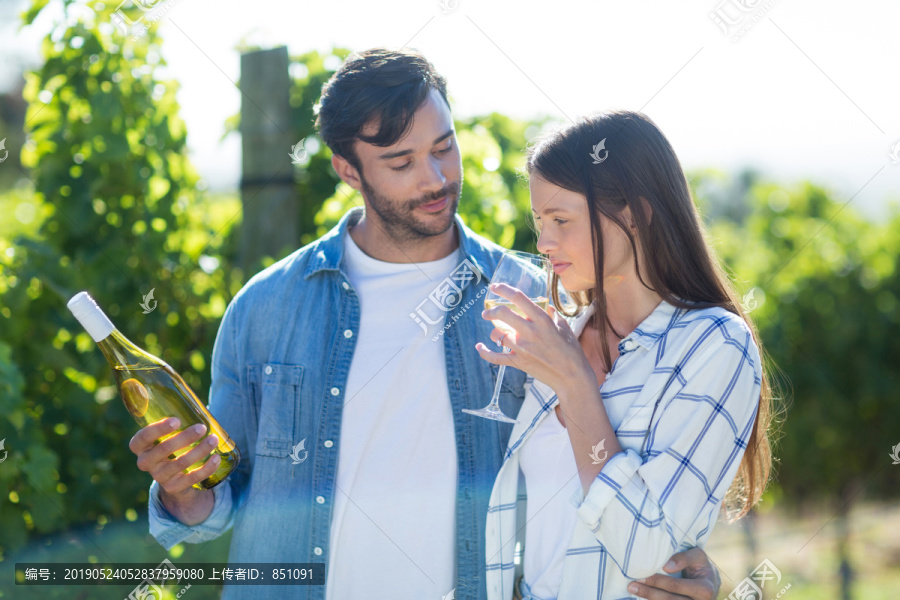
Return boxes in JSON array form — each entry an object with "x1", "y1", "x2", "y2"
[
  {"x1": 666, "y1": 302, "x2": 760, "y2": 367},
  {"x1": 675, "y1": 303, "x2": 751, "y2": 336}
]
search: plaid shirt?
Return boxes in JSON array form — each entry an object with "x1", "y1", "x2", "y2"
[{"x1": 485, "y1": 300, "x2": 762, "y2": 599}]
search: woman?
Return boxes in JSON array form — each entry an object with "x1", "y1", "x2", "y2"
[{"x1": 477, "y1": 111, "x2": 775, "y2": 600}]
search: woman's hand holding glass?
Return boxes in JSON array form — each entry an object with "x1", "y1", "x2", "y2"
[
  {"x1": 476, "y1": 282, "x2": 595, "y2": 400},
  {"x1": 463, "y1": 251, "x2": 552, "y2": 422}
]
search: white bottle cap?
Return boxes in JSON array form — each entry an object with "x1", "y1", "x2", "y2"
[{"x1": 67, "y1": 291, "x2": 115, "y2": 342}]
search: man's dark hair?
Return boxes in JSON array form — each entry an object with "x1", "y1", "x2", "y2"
[{"x1": 314, "y1": 47, "x2": 450, "y2": 172}]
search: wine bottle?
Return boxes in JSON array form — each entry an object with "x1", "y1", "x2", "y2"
[{"x1": 67, "y1": 291, "x2": 240, "y2": 490}]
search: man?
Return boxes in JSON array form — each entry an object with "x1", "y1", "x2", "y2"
[{"x1": 129, "y1": 47, "x2": 720, "y2": 600}]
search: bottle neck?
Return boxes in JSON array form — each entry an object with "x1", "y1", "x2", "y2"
[{"x1": 97, "y1": 330, "x2": 159, "y2": 370}]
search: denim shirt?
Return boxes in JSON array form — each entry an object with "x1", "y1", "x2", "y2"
[{"x1": 147, "y1": 207, "x2": 528, "y2": 600}]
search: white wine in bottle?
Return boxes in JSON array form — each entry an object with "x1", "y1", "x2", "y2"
[{"x1": 67, "y1": 291, "x2": 240, "y2": 490}]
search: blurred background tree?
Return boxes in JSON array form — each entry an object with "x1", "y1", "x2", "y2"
[
  {"x1": 0, "y1": 0, "x2": 237, "y2": 566},
  {"x1": 696, "y1": 175, "x2": 900, "y2": 598}
]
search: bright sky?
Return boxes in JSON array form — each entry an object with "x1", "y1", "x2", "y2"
[{"x1": 3, "y1": 0, "x2": 899, "y2": 218}]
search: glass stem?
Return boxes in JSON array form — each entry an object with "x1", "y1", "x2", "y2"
[{"x1": 487, "y1": 348, "x2": 511, "y2": 409}]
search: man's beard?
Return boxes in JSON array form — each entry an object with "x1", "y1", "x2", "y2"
[{"x1": 359, "y1": 174, "x2": 462, "y2": 244}]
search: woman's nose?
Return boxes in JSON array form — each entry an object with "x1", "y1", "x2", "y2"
[{"x1": 536, "y1": 227, "x2": 557, "y2": 255}]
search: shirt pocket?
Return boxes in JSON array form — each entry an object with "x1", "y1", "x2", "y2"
[{"x1": 248, "y1": 363, "x2": 304, "y2": 458}]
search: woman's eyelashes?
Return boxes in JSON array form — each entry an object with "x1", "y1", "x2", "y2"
[
  {"x1": 533, "y1": 215, "x2": 569, "y2": 226},
  {"x1": 390, "y1": 141, "x2": 454, "y2": 172}
]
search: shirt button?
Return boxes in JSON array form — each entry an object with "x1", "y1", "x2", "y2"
[
  {"x1": 341, "y1": 282, "x2": 350, "y2": 290},
  {"x1": 316, "y1": 496, "x2": 325, "y2": 504},
  {"x1": 330, "y1": 387, "x2": 340, "y2": 396},
  {"x1": 622, "y1": 339, "x2": 636, "y2": 352},
  {"x1": 343, "y1": 329, "x2": 353, "y2": 339},
  {"x1": 324, "y1": 440, "x2": 333, "y2": 448},
  {"x1": 264, "y1": 366, "x2": 273, "y2": 375},
  {"x1": 313, "y1": 547, "x2": 323, "y2": 556}
]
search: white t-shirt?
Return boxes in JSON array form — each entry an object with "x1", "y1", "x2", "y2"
[
  {"x1": 325, "y1": 231, "x2": 460, "y2": 599},
  {"x1": 518, "y1": 407, "x2": 580, "y2": 599}
]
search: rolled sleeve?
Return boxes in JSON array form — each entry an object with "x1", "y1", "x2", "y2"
[
  {"x1": 574, "y1": 317, "x2": 762, "y2": 579},
  {"x1": 148, "y1": 479, "x2": 235, "y2": 550},
  {"x1": 573, "y1": 449, "x2": 643, "y2": 523}
]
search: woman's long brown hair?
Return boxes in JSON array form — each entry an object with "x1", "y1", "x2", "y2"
[{"x1": 525, "y1": 110, "x2": 775, "y2": 520}]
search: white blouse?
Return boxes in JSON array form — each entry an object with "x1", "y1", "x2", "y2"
[{"x1": 518, "y1": 405, "x2": 580, "y2": 598}]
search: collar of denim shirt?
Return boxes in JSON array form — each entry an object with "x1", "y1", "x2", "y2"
[{"x1": 301, "y1": 206, "x2": 504, "y2": 284}]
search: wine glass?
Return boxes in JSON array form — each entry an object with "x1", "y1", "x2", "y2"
[{"x1": 463, "y1": 251, "x2": 551, "y2": 423}]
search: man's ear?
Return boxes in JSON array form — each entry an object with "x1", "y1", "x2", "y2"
[{"x1": 332, "y1": 153, "x2": 363, "y2": 191}]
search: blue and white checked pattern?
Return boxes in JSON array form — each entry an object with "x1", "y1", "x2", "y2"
[{"x1": 485, "y1": 300, "x2": 762, "y2": 600}]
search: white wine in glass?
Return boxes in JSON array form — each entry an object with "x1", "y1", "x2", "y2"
[{"x1": 463, "y1": 251, "x2": 551, "y2": 423}]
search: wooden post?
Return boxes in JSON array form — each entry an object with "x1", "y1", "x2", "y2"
[{"x1": 238, "y1": 46, "x2": 297, "y2": 277}]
